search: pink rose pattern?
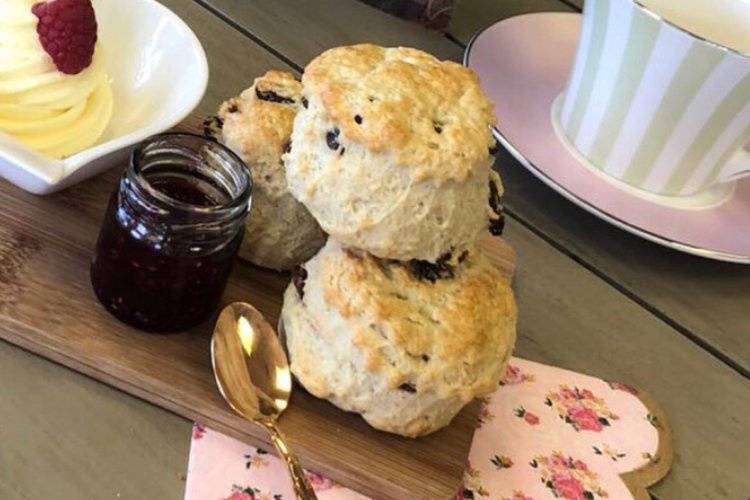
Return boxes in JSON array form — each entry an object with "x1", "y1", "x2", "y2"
[
  {"x1": 531, "y1": 452, "x2": 608, "y2": 499},
  {"x1": 568, "y1": 407, "x2": 604, "y2": 432},
  {"x1": 477, "y1": 397, "x2": 495, "y2": 428},
  {"x1": 545, "y1": 385, "x2": 619, "y2": 432},
  {"x1": 223, "y1": 484, "x2": 282, "y2": 500},
  {"x1": 514, "y1": 406, "x2": 541, "y2": 426},
  {"x1": 189, "y1": 358, "x2": 659, "y2": 500},
  {"x1": 244, "y1": 448, "x2": 270, "y2": 469},
  {"x1": 501, "y1": 364, "x2": 535, "y2": 386},
  {"x1": 192, "y1": 423, "x2": 205, "y2": 440},
  {"x1": 222, "y1": 472, "x2": 338, "y2": 500},
  {"x1": 305, "y1": 471, "x2": 339, "y2": 492},
  {"x1": 457, "y1": 463, "x2": 489, "y2": 498},
  {"x1": 223, "y1": 492, "x2": 254, "y2": 500},
  {"x1": 524, "y1": 412, "x2": 540, "y2": 426},
  {"x1": 491, "y1": 454, "x2": 514, "y2": 469},
  {"x1": 607, "y1": 381, "x2": 639, "y2": 395},
  {"x1": 593, "y1": 444, "x2": 627, "y2": 462}
]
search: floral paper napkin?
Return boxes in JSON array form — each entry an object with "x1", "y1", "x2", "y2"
[{"x1": 186, "y1": 358, "x2": 671, "y2": 500}]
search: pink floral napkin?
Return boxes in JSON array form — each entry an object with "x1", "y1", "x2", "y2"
[{"x1": 186, "y1": 358, "x2": 668, "y2": 500}]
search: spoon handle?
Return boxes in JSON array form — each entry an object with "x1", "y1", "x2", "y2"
[{"x1": 262, "y1": 420, "x2": 318, "y2": 500}]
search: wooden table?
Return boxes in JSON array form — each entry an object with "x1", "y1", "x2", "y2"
[{"x1": 1, "y1": 1, "x2": 748, "y2": 498}]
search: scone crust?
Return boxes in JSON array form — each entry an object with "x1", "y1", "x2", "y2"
[
  {"x1": 302, "y1": 44, "x2": 497, "y2": 183},
  {"x1": 219, "y1": 70, "x2": 302, "y2": 182},
  {"x1": 219, "y1": 70, "x2": 326, "y2": 270},
  {"x1": 282, "y1": 239, "x2": 517, "y2": 437},
  {"x1": 322, "y1": 248, "x2": 515, "y2": 384},
  {"x1": 285, "y1": 45, "x2": 501, "y2": 261}
]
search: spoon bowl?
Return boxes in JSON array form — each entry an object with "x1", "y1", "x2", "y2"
[{"x1": 211, "y1": 302, "x2": 317, "y2": 499}]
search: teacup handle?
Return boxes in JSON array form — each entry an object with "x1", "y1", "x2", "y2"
[{"x1": 720, "y1": 143, "x2": 750, "y2": 182}]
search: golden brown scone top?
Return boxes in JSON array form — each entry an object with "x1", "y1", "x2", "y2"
[
  {"x1": 218, "y1": 70, "x2": 302, "y2": 170},
  {"x1": 318, "y1": 245, "x2": 516, "y2": 391},
  {"x1": 302, "y1": 44, "x2": 497, "y2": 183}
]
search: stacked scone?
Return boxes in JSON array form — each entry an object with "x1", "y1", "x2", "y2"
[
  {"x1": 279, "y1": 45, "x2": 517, "y2": 437},
  {"x1": 218, "y1": 70, "x2": 327, "y2": 271}
]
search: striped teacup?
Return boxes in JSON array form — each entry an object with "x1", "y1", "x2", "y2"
[{"x1": 556, "y1": 0, "x2": 750, "y2": 197}]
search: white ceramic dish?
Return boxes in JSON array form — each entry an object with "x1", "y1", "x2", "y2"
[{"x1": 0, "y1": 0, "x2": 208, "y2": 195}]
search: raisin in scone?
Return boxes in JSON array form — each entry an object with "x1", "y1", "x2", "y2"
[
  {"x1": 280, "y1": 238, "x2": 517, "y2": 437},
  {"x1": 284, "y1": 44, "x2": 501, "y2": 263},
  {"x1": 219, "y1": 70, "x2": 327, "y2": 271}
]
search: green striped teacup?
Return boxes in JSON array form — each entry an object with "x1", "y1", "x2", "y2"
[{"x1": 557, "y1": 0, "x2": 750, "y2": 197}]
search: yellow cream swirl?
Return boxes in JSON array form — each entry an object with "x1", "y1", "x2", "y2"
[{"x1": 0, "y1": 0, "x2": 113, "y2": 159}]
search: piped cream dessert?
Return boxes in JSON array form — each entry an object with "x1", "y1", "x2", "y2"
[{"x1": 0, "y1": 0, "x2": 113, "y2": 159}]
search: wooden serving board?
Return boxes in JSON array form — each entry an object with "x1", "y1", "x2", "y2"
[{"x1": 0, "y1": 116, "x2": 516, "y2": 500}]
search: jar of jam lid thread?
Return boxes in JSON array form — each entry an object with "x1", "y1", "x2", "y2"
[{"x1": 90, "y1": 133, "x2": 252, "y2": 333}]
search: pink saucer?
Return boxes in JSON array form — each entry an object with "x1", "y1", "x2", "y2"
[{"x1": 465, "y1": 13, "x2": 750, "y2": 263}]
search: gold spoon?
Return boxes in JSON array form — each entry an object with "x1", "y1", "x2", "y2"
[{"x1": 211, "y1": 302, "x2": 318, "y2": 500}]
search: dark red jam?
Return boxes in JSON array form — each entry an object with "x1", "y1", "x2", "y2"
[
  {"x1": 148, "y1": 177, "x2": 220, "y2": 207},
  {"x1": 90, "y1": 134, "x2": 250, "y2": 333}
]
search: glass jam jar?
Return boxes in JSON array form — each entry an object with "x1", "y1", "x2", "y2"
[{"x1": 90, "y1": 133, "x2": 251, "y2": 333}]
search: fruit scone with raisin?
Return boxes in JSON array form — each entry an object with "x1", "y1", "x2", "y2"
[
  {"x1": 217, "y1": 70, "x2": 327, "y2": 271},
  {"x1": 284, "y1": 44, "x2": 505, "y2": 263},
  {"x1": 281, "y1": 239, "x2": 517, "y2": 437}
]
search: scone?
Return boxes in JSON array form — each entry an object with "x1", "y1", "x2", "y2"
[
  {"x1": 284, "y1": 44, "x2": 501, "y2": 262},
  {"x1": 219, "y1": 70, "x2": 327, "y2": 271},
  {"x1": 281, "y1": 239, "x2": 517, "y2": 437}
]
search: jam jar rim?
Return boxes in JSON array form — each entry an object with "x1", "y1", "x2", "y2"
[{"x1": 128, "y1": 132, "x2": 252, "y2": 219}]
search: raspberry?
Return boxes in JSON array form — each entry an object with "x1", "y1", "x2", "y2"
[{"x1": 32, "y1": 0, "x2": 98, "y2": 75}]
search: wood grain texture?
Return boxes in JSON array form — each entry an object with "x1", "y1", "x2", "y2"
[
  {"x1": 495, "y1": 145, "x2": 750, "y2": 375},
  {"x1": 160, "y1": 0, "x2": 296, "y2": 117},
  {"x1": 3, "y1": 123, "x2": 749, "y2": 499},
  {"x1": 194, "y1": 0, "x2": 458, "y2": 69},
  {"x1": 506, "y1": 217, "x2": 750, "y2": 499},
  {"x1": 0, "y1": 113, "x2": 516, "y2": 500},
  {"x1": 0, "y1": 340, "x2": 190, "y2": 500},
  {"x1": 1, "y1": 1, "x2": 748, "y2": 499},
  {"x1": 3, "y1": 174, "x2": 748, "y2": 498},
  {"x1": 201, "y1": 0, "x2": 750, "y2": 374},
  {"x1": 451, "y1": 0, "x2": 750, "y2": 374}
]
